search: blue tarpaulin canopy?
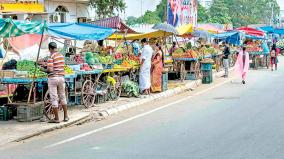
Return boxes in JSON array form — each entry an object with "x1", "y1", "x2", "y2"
[
  {"x1": 259, "y1": 26, "x2": 274, "y2": 33},
  {"x1": 212, "y1": 31, "x2": 242, "y2": 45},
  {"x1": 0, "y1": 18, "x2": 115, "y2": 40},
  {"x1": 245, "y1": 34, "x2": 266, "y2": 40},
  {"x1": 47, "y1": 23, "x2": 115, "y2": 40},
  {"x1": 274, "y1": 29, "x2": 284, "y2": 35}
]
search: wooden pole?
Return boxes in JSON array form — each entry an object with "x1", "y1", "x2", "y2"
[{"x1": 27, "y1": 27, "x2": 45, "y2": 103}]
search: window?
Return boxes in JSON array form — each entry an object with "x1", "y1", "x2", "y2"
[{"x1": 53, "y1": 5, "x2": 69, "y2": 23}]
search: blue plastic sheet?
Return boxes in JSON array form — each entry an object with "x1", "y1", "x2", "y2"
[
  {"x1": 212, "y1": 31, "x2": 241, "y2": 45},
  {"x1": 47, "y1": 23, "x2": 115, "y2": 40},
  {"x1": 274, "y1": 29, "x2": 284, "y2": 35},
  {"x1": 259, "y1": 26, "x2": 274, "y2": 33}
]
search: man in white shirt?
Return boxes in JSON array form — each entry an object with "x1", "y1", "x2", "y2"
[{"x1": 139, "y1": 38, "x2": 153, "y2": 95}]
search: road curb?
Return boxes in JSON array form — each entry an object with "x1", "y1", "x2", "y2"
[
  {"x1": 13, "y1": 112, "x2": 96, "y2": 143},
  {"x1": 98, "y1": 68, "x2": 233, "y2": 118},
  {"x1": 11, "y1": 68, "x2": 233, "y2": 144}
]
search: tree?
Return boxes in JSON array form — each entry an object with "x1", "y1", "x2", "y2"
[
  {"x1": 208, "y1": 0, "x2": 231, "y2": 24},
  {"x1": 197, "y1": 2, "x2": 209, "y2": 23},
  {"x1": 223, "y1": 0, "x2": 280, "y2": 27},
  {"x1": 155, "y1": 0, "x2": 167, "y2": 22},
  {"x1": 142, "y1": 10, "x2": 161, "y2": 24},
  {"x1": 89, "y1": 0, "x2": 126, "y2": 19},
  {"x1": 126, "y1": 16, "x2": 139, "y2": 26}
]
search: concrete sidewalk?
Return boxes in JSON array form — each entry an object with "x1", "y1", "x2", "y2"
[{"x1": 0, "y1": 69, "x2": 228, "y2": 146}]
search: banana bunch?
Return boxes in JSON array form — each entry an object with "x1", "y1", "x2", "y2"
[{"x1": 107, "y1": 76, "x2": 116, "y2": 86}]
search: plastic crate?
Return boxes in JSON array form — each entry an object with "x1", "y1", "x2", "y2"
[
  {"x1": 202, "y1": 70, "x2": 213, "y2": 84},
  {"x1": 162, "y1": 73, "x2": 168, "y2": 92},
  {"x1": 114, "y1": 59, "x2": 123, "y2": 65},
  {"x1": 102, "y1": 64, "x2": 114, "y2": 69},
  {"x1": 95, "y1": 94, "x2": 107, "y2": 104},
  {"x1": 16, "y1": 102, "x2": 44, "y2": 122},
  {"x1": 0, "y1": 106, "x2": 14, "y2": 121},
  {"x1": 201, "y1": 63, "x2": 213, "y2": 71},
  {"x1": 0, "y1": 70, "x2": 16, "y2": 78},
  {"x1": 186, "y1": 73, "x2": 196, "y2": 80}
]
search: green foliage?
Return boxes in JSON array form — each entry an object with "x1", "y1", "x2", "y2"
[
  {"x1": 155, "y1": 0, "x2": 167, "y2": 22},
  {"x1": 126, "y1": 16, "x2": 139, "y2": 26},
  {"x1": 208, "y1": 0, "x2": 280, "y2": 27},
  {"x1": 89, "y1": 0, "x2": 126, "y2": 19},
  {"x1": 126, "y1": 10, "x2": 161, "y2": 25},
  {"x1": 126, "y1": 0, "x2": 165, "y2": 25},
  {"x1": 208, "y1": 0, "x2": 231, "y2": 24},
  {"x1": 197, "y1": 2, "x2": 209, "y2": 23},
  {"x1": 143, "y1": 10, "x2": 161, "y2": 24}
]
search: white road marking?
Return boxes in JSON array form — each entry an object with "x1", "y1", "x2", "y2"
[
  {"x1": 91, "y1": 146, "x2": 101, "y2": 150},
  {"x1": 44, "y1": 78, "x2": 232, "y2": 149}
]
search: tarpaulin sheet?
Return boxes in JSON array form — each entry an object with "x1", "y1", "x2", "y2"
[
  {"x1": 197, "y1": 24, "x2": 224, "y2": 34},
  {"x1": 245, "y1": 34, "x2": 266, "y2": 40},
  {"x1": 0, "y1": 18, "x2": 43, "y2": 38},
  {"x1": 236, "y1": 27, "x2": 265, "y2": 36},
  {"x1": 212, "y1": 31, "x2": 241, "y2": 45},
  {"x1": 47, "y1": 23, "x2": 115, "y2": 40},
  {"x1": 274, "y1": 29, "x2": 284, "y2": 35},
  {"x1": 259, "y1": 26, "x2": 274, "y2": 33},
  {"x1": 107, "y1": 30, "x2": 173, "y2": 40},
  {"x1": 176, "y1": 24, "x2": 194, "y2": 35},
  {"x1": 8, "y1": 34, "x2": 48, "y2": 50}
]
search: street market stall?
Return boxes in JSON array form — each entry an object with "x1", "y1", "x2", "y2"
[{"x1": 0, "y1": 18, "x2": 118, "y2": 121}]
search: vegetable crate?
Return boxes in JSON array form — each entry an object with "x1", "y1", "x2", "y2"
[
  {"x1": 102, "y1": 64, "x2": 113, "y2": 69},
  {"x1": 15, "y1": 102, "x2": 44, "y2": 122},
  {"x1": 95, "y1": 94, "x2": 108, "y2": 104},
  {"x1": 0, "y1": 70, "x2": 16, "y2": 78},
  {"x1": 202, "y1": 70, "x2": 213, "y2": 84},
  {"x1": 0, "y1": 105, "x2": 16, "y2": 121},
  {"x1": 162, "y1": 73, "x2": 168, "y2": 92},
  {"x1": 186, "y1": 73, "x2": 196, "y2": 80}
]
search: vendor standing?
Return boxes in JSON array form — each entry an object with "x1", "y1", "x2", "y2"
[
  {"x1": 222, "y1": 42, "x2": 230, "y2": 78},
  {"x1": 139, "y1": 38, "x2": 153, "y2": 95},
  {"x1": 43, "y1": 42, "x2": 69, "y2": 123}
]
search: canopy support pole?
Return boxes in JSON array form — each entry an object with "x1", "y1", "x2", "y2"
[{"x1": 27, "y1": 28, "x2": 45, "y2": 104}]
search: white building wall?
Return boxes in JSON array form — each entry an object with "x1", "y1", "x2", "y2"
[{"x1": 44, "y1": 0, "x2": 93, "y2": 22}]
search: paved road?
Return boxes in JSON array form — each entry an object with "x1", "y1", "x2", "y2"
[{"x1": 2, "y1": 60, "x2": 284, "y2": 159}]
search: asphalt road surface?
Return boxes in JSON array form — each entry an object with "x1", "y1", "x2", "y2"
[{"x1": 2, "y1": 60, "x2": 284, "y2": 159}]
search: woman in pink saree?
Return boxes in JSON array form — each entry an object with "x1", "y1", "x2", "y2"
[{"x1": 235, "y1": 47, "x2": 249, "y2": 84}]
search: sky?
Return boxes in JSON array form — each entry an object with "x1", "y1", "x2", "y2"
[
  {"x1": 277, "y1": 0, "x2": 284, "y2": 10},
  {"x1": 124, "y1": 0, "x2": 161, "y2": 18}
]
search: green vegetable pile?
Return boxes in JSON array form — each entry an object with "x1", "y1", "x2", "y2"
[
  {"x1": 16, "y1": 60, "x2": 35, "y2": 71},
  {"x1": 98, "y1": 55, "x2": 115, "y2": 64},
  {"x1": 122, "y1": 80, "x2": 139, "y2": 97},
  {"x1": 85, "y1": 52, "x2": 100, "y2": 65},
  {"x1": 17, "y1": 60, "x2": 47, "y2": 78}
]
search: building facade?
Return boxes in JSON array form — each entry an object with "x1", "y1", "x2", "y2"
[{"x1": 0, "y1": 0, "x2": 96, "y2": 23}]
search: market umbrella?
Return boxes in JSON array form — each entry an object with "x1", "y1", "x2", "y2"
[
  {"x1": 152, "y1": 23, "x2": 179, "y2": 35},
  {"x1": 192, "y1": 30, "x2": 211, "y2": 40}
]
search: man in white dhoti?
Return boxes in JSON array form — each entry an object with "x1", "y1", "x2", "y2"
[{"x1": 139, "y1": 38, "x2": 153, "y2": 95}]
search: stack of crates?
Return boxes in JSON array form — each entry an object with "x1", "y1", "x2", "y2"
[
  {"x1": 162, "y1": 72, "x2": 168, "y2": 91},
  {"x1": 0, "y1": 105, "x2": 15, "y2": 121},
  {"x1": 201, "y1": 63, "x2": 213, "y2": 84},
  {"x1": 16, "y1": 102, "x2": 44, "y2": 122}
]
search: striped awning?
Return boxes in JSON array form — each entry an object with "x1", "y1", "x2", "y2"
[{"x1": 0, "y1": 18, "x2": 44, "y2": 38}]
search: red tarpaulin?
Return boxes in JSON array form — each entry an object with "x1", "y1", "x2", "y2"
[
  {"x1": 90, "y1": 16, "x2": 138, "y2": 34},
  {"x1": 236, "y1": 27, "x2": 265, "y2": 37}
]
